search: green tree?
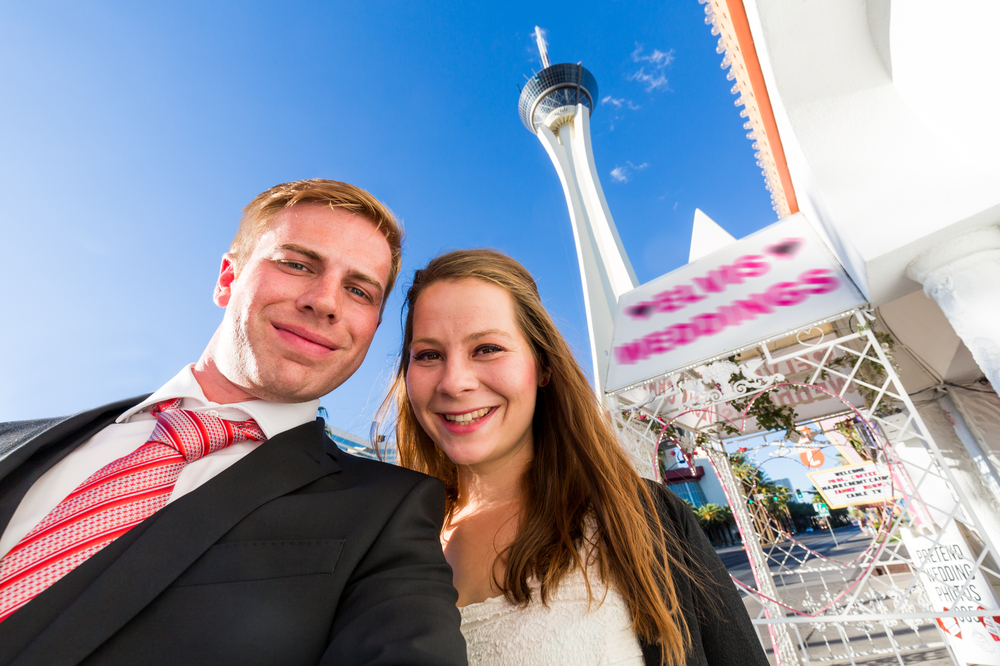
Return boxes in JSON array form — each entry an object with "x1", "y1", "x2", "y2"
[
  {"x1": 729, "y1": 451, "x2": 794, "y2": 532},
  {"x1": 694, "y1": 503, "x2": 736, "y2": 547}
]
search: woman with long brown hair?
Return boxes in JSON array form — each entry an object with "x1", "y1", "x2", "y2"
[{"x1": 377, "y1": 249, "x2": 766, "y2": 666}]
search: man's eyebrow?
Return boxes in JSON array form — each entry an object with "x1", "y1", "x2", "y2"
[
  {"x1": 348, "y1": 269, "x2": 384, "y2": 300},
  {"x1": 276, "y1": 243, "x2": 324, "y2": 263},
  {"x1": 277, "y1": 244, "x2": 384, "y2": 301}
]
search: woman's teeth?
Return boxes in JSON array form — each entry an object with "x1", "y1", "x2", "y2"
[{"x1": 444, "y1": 408, "x2": 491, "y2": 424}]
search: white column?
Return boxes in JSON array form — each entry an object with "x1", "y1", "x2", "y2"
[
  {"x1": 906, "y1": 225, "x2": 1000, "y2": 394},
  {"x1": 911, "y1": 396, "x2": 1000, "y2": 550}
]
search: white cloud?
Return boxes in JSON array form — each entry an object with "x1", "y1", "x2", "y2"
[
  {"x1": 629, "y1": 44, "x2": 675, "y2": 92},
  {"x1": 629, "y1": 69, "x2": 669, "y2": 92},
  {"x1": 631, "y1": 45, "x2": 675, "y2": 67},
  {"x1": 601, "y1": 96, "x2": 640, "y2": 110},
  {"x1": 610, "y1": 161, "x2": 650, "y2": 183}
]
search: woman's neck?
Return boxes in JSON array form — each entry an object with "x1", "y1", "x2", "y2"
[
  {"x1": 453, "y1": 450, "x2": 532, "y2": 514},
  {"x1": 455, "y1": 470, "x2": 520, "y2": 513},
  {"x1": 445, "y1": 464, "x2": 526, "y2": 606}
]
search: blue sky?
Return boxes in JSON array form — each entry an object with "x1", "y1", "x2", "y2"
[{"x1": 1, "y1": 1, "x2": 780, "y2": 450}]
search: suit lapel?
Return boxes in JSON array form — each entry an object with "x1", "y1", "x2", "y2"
[
  {"x1": 13, "y1": 420, "x2": 339, "y2": 666},
  {"x1": 0, "y1": 397, "x2": 148, "y2": 537}
]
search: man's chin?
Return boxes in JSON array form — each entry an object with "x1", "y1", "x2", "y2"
[
  {"x1": 248, "y1": 383, "x2": 324, "y2": 404},
  {"x1": 244, "y1": 372, "x2": 350, "y2": 404}
]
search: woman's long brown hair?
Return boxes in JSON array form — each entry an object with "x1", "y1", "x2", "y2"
[{"x1": 375, "y1": 249, "x2": 690, "y2": 665}]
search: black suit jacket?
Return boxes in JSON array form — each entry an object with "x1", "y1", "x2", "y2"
[
  {"x1": 0, "y1": 397, "x2": 468, "y2": 666},
  {"x1": 640, "y1": 481, "x2": 769, "y2": 666}
]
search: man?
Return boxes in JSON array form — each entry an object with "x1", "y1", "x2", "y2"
[{"x1": 0, "y1": 180, "x2": 468, "y2": 665}]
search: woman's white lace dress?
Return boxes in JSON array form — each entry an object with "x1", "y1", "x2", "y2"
[{"x1": 459, "y1": 562, "x2": 644, "y2": 666}]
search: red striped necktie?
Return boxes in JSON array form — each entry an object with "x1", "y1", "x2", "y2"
[{"x1": 0, "y1": 399, "x2": 266, "y2": 622}]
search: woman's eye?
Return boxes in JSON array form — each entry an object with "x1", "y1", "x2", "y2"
[
  {"x1": 413, "y1": 350, "x2": 442, "y2": 362},
  {"x1": 475, "y1": 344, "x2": 504, "y2": 356}
]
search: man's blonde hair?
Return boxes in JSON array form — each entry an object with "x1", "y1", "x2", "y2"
[{"x1": 230, "y1": 179, "x2": 404, "y2": 301}]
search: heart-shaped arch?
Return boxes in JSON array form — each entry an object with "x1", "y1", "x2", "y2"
[{"x1": 650, "y1": 381, "x2": 907, "y2": 617}]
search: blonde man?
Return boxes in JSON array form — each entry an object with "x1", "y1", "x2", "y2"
[{"x1": 0, "y1": 180, "x2": 467, "y2": 666}]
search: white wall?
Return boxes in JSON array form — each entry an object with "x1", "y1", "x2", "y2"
[{"x1": 743, "y1": 0, "x2": 1000, "y2": 305}]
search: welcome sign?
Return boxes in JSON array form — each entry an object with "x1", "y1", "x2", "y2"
[
  {"x1": 808, "y1": 462, "x2": 898, "y2": 509},
  {"x1": 605, "y1": 214, "x2": 865, "y2": 393}
]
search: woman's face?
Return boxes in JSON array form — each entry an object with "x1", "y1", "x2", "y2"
[{"x1": 406, "y1": 279, "x2": 541, "y2": 476}]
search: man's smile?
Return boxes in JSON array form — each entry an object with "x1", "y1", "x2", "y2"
[{"x1": 273, "y1": 323, "x2": 339, "y2": 355}]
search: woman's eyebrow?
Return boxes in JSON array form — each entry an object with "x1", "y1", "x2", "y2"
[
  {"x1": 410, "y1": 329, "x2": 513, "y2": 347},
  {"x1": 465, "y1": 329, "x2": 513, "y2": 343}
]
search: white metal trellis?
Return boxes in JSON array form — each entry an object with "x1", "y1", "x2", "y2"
[{"x1": 609, "y1": 310, "x2": 1000, "y2": 666}]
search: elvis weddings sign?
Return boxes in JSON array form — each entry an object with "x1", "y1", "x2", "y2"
[{"x1": 605, "y1": 214, "x2": 865, "y2": 393}]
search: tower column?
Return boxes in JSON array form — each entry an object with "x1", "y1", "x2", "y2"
[
  {"x1": 519, "y1": 61, "x2": 638, "y2": 394},
  {"x1": 535, "y1": 107, "x2": 636, "y2": 393}
]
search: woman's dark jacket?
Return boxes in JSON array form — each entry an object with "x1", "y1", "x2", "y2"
[{"x1": 640, "y1": 481, "x2": 770, "y2": 666}]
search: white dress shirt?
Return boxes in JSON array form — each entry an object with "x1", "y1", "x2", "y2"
[{"x1": 0, "y1": 365, "x2": 320, "y2": 561}]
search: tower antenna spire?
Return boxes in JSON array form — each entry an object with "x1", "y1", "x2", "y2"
[
  {"x1": 534, "y1": 26, "x2": 551, "y2": 69},
  {"x1": 517, "y1": 35, "x2": 637, "y2": 395}
]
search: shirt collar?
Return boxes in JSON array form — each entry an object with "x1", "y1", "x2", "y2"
[{"x1": 116, "y1": 365, "x2": 321, "y2": 440}]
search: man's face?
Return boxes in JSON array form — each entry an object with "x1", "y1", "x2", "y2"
[{"x1": 210, "y1": 203, "x2": 392, "y2": 403}]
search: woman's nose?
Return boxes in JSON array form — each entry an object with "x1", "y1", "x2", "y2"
[{"x1": 437, "y1": 357, "x2": 478, "y2": 396}]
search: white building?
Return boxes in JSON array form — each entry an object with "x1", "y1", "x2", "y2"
[{"x1": 702, "y1": 0, "x2": 1000, "y2": 543}]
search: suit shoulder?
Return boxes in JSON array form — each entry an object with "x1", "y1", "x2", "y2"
[
  {"x1": 334, "y1": 448, "x2": 439, "y2": 488},
  {"x1": 0, "y1": 416, "x2": 72, "y2": 449},
  {"x1": 1, "y1": 396, "x2": 149, "y2": 462},
  {"x1": 643, "y1": 478, "x2": 701, "y2": 535}
]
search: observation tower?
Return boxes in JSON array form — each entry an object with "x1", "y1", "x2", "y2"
[{"x1": 519, "y1": 29, "x2": 638, "y2": 394}]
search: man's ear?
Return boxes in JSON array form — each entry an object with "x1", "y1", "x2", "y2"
[{"x1": 214, "y1": 254, "x2": 237, "y2": 307}]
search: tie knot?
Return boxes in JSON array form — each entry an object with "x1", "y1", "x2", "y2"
[{"x1": 148, "y1": 399, "x2": 266, "y2": 462}]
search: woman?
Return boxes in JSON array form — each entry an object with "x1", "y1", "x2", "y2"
[{"x1": 377, "y1": 249, "x2": 767, "y2": 666}]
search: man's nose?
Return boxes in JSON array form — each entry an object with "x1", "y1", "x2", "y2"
[
  {"x1": 437, "y1": 356, "x2": 478, "y2": 396},
  {"x1": 298, "y1": 276, "x2": 341, "y2": 321}
]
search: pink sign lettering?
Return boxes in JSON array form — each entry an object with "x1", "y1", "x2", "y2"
[{"x1": 615, "y1": 269, "x2": 840, "y2": 365}]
